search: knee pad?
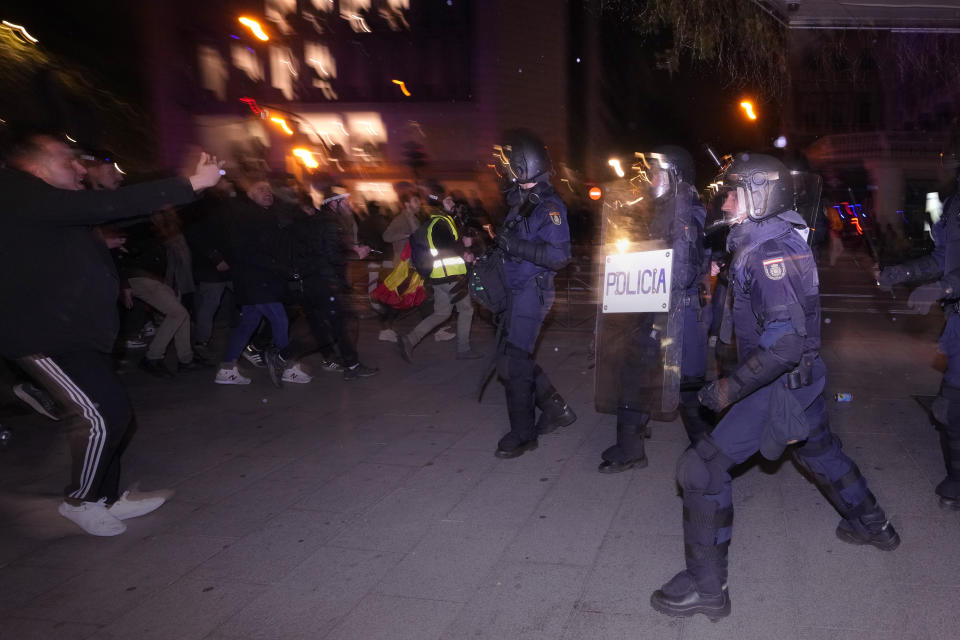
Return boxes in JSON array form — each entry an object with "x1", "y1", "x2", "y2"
[{"x1": 676, "y1": 437, "x2": 732, "y2": 494}]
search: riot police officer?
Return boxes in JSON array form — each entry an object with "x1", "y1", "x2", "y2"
[
  {"x1": 650, "y1": 153, "x2": 900, "y2": 620},
  {"x1": 491, "y1": 129, "x2": 576, "y2": 458},
  {"x1": 878, "y1": 168, "x2": 960, "y2": 510},
  {"x1": 596, "y1": 146, "x2": 712, "y2": 473}
]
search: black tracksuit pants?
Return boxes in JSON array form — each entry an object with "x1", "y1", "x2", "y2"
[{"x1": 18, "y1": 350, "x2": 134, "y2": 504}]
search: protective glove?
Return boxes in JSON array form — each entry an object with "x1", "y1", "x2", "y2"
[
  {"x1": 907, "y1": 282, "x2": 947, "y2": 314},
  {"x1": 877, "y1": 264, "x2": 909, "y2": 292},
  {"x1": 698, "y1": 376, "x2": 744, "y2": 412}
]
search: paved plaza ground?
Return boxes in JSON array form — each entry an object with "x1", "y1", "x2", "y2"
[{"x1": 1, "y1": 251, "x2": 959, "y2": 640}]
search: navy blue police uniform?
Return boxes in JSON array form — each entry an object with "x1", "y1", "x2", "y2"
[
  {"x1": 652, "y1": 153, "x2": 899, "y2": 620},
  {"x1": 495, "y1": 186, "x2": 573, "y2": 456},
  {"x1": 879, "y1": 186, "x2": 960, "y2": 507}
]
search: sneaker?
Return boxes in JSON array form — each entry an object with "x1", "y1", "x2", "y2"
[
  {"x1": 139, "y1": 358, "x2": 173, "y2": 379},
  {"x1": 344, "y1": 363, "x2": 380, "y2": 381},
  {"x1": 378, "y1": 328, "x2": 398, "y2": 343},
  {"x1": 124, "y1": 338, "x2": 148, "y2": 350},
  {"x1": 13, "y1": 383, "x2": 59, "y2": 421},
  {"x1": 107, "y1": 490, "x2": 165, "y2": 520},
  {"x1": 434, "y1": 327, "x2": 456, "y2": 342},
  {"x1": 141, "y1": 322, "x2": 157, "y2": 337},
  {"x1": 282, "y1": 363, "x2": 313, "y2": 383},
  {"x1": 58, "y1": 499, "x2": 126, "y2": 536},
  {"x1": 264, "y1": 348, "x2": 285, "y2": 388},
  {"x1": 318, "y1": 359, "x2": 344, "y2": 373},
  {"x1": 215, "y1": 367, "x2": 251, "y2": 385},
  {"x1": 241, "y1": 345, "x2": 266, "y2": 368}
]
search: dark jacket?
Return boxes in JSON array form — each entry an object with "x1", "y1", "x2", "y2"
[
  {"x1": 185, "y1": 196, "x2": 233, "y2": 283},
  {"x1": 289, "y1": 206, "x2": 349, "y2": 290},
  {"x1": 226, "y1": 195, "x2": 291, "y2": 305},
  {"x1": 0, "y1": 169, "x2": 195, "y2": 357}
]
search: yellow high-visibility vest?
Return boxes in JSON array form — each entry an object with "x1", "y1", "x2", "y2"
[{"x1": 427, "y1": 214, "x2": 467, "y2": 279}]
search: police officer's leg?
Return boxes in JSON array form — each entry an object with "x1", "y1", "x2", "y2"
[
  {"x1": 650, "y1": 435, "x2": 734, "y2": 619},
  {"x1": 933, "y1": 315, "x2": 960, "y2": 509},
  {"x1": 599, "y1": 324, "x2": 656, "y2": 472},
  {"x1": 495, "y1": 342, "x2": 538, "y2": 458},
  {"x1": 792, "y1": 395, "x2": 900, "y2": 550},
  {"x1": 652, "y1": 387, "x2": 771, "y2": 619},
  {"x1": 495, "y1": 287, "x2": 544, "y2": 458},
  {"x1": 534, "y1": 364, "x2": 577, "y2": 435}
]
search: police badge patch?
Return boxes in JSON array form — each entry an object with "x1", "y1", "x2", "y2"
[
  {"x1": 762, "y1": 256, "x2": 786, "y2": 280},
  {"x1": 549, "y1": 211, "x2": 562, "y2": 225}
]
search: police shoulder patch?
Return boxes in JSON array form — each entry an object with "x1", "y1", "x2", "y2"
[
  {"x1": 762, "y1": 256, "x2": 786, "y2": 281},
  {"x1": 549, "y1": 211, "x2": 562, "y2": 225}
]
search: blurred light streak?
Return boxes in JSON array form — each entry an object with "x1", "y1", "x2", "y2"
[
  {"x1": 271, "y1": 117, "x2": 294, "y2": 134},
  {"x1": 740, "y1": 101, "x2": 757, "y2": 120},
  {"x1": 114, "y1": 163, "x2": 126, "y2": 175},
  {"x1": 240, "y1": 97, "x2": 262, "y2": 114},
  {"x1": 293, "y1": 148, "x2": 319, "y2": 168},
  {"x1": 392, "y1": 79, "x2": 411, "y2": 96},
  {"x1": 239, "y1": 17, "x2": 269, "y2": 41},
  {"x1": 615, "y1": 238, "x2": 630, "y2": 254},
  {"x1": 608, "y1": 158, "x2": 625, "y2": 178},
  {"x1": 2, "y1": 21, "x2": 38, "y2": 43}
]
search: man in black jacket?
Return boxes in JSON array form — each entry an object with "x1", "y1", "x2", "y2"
[{"x1": 0, "y1": 129, "x2": 223, "y2": 536}]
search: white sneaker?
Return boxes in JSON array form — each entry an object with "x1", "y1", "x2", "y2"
[
  {"x1": 58, "y1": 499, "x2": 126, "y2": 536},
  {"x1": 141, "y1": 322, "x2": 157, "y2": 337},
  {"x1": 215, "y1": 367, "x2": 251, "y2": 385},
  {"x1": 107, "y1": 490, "x2": 166, "y2": 520},
  {"x1": 281, "y1": 363, "x2": 312, "y2": 383},
  {"x1": 378, "y1": 328, "x2": 398, "y2": 342},
  {"x1": 434, "y1": 327, "x2": 456, "y2": 342}
]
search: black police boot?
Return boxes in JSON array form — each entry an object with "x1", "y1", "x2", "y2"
[
  {"x1": 835, "y1": 505, "x2": 900, "y2": 551},
  {"x1": 650, "y1": 570, "x2": 730, "y2": 621},
  {"x1": 536, "y1": 391, "x2": 577, "y2": 435},
  {"x1": 598, "y1": 416, "x2": 648, "y2": 473},
  {"x1": 496, "y1": 384, "x2": 538, "y2": 459},
  {"x1": 935, "y1": 478, "x2": 960, "y2": 511}
]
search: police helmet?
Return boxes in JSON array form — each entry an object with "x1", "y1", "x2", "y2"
[
  {"x1": 632, "y1": 146, "x2": 694, "y2": 200},
  {"x1": 493, "y1": 129, "x2": 552, "y2": 190},
  {"x1": 722, "y1": 152, "x2": 793, "y2": 221}
]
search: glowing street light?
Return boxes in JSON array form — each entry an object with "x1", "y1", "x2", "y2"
[
  {"x1": 270, "y1": 116, "x2": 293, "y2": 135},
  {"x1": 292, "y1": 148, "x2": 319, "y2": 169},
  {"x1": 391, "y1": 79, "x2": 411, "y2": 97},
  {"x1": 608, "y1": 158, "x2": 625, "y2": 178},
  {"x1": 238, "y1": 17, "x2": 269, "y2": 41},
  {"x1": 740, "y1": 101, "x2": 758, "y2": 121}
]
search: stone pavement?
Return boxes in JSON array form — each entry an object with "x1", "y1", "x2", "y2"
[{"x1": 2, "y1": 251, "x2": 960, "y2": 640}]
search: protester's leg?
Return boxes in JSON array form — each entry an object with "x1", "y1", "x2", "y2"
[
  {"x1": 405, "y1": 282, "x2": 454, "y2": 348},
  {"x1": 260, "y1": 303, "x2": 291, "y2": 351},
  {"x1": 454, "y1": 291, "x2": 475, "y2": 353},
  {"x1": 193, "y1": 281, "x2": 227, "y2": 345},
  {"x1": 131, "y1": 278, "x2": 191, "y2": 362},
  {"x1": 223, "y1": 306, "x2": 266, "y2": 363},
  {"x1": 18, "y1": 352, "x2": 133, "y2": 504}
]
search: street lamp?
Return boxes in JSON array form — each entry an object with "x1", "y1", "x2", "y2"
[
  {"x1": 740, "y1": 100, "x2": 758, "y2": 121},
  {"x1": 238, "y1": 17, "x2": 269, "y2": 42}
]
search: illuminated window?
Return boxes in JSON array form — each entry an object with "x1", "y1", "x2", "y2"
[
  {"x1": 310, "y1": 0, "x2": 335, "y2": 11},
  {"x1": 340, "y1": 0, "x2": 373, "y2": 31},
  {"x1": 305, "y1": 42, "x2": 336, "y2": 80},
  {"x1": 265, "y1": 0, "x2": 296, "y2": 35},
  {"x1": 270, "y1": 46, "x2": 298, "y2": 100},
  {"x1": 346, "y1": 112, "x2": 386, "y2": 144},
  {"x1": 302, "y1": 114, "x2": 350, "y2": 151},
  {"x1": 352, "y1": 181, "x2": 397, "y2": 204},
  {"x1": 232, "y1": 45, "x2": 264, "y2": 82},
  {"x1": 198, "y1": 45, "x2": 228, "y2": 101}
]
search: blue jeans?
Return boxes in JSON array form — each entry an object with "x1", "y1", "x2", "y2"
[{"x1": 223, "y1": 303, "x2": 289, "y2": 363}]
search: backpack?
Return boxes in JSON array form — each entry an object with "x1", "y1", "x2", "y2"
[
  {"x1": 468, "y1": 248, "x2": 509, "y2": 314},
  {"x1": 408, "y1": 223, "x2": 434, "y2": 278}
]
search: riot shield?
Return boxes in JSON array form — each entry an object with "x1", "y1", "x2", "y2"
[
  {"x1": 594, "y1": 171, "x2": 685, "y2": 416},
  {"x1": 791, "y1": 171, "x2": 823, "y2": 243}
]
